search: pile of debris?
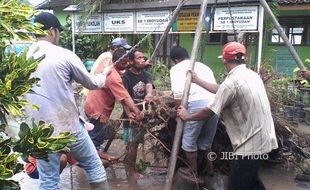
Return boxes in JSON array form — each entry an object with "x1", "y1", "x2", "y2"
[{"x1": 127, "y1": 87, "x2": 310, "y2": 176}]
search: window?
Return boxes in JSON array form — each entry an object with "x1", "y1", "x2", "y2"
[
  {"x1": 289, "y1": 27, "x2": 304, "y2": 45},
  {"x1": 271, "y1": 28, "x2": 285, "y2": 43},
  {"x1": 270, "y1": 27, "x2": 306, "y2": 45},
  {"x1": 206, "y1": 33, "x2": 224, "y2": 44},
  {"x1": 269, "y1": 16, "x2": 310, "y2": 45}
]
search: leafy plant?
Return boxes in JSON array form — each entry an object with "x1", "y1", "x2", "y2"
[
  {"x1": 136, "y1": 159, "x2": 150, "y2": 173},
  {"x1": 60, "y1": 16, "x2": 111, "y2": 60},
  {"x1": 0, "y1": 135, "x2": 23, "y2": 190},
  {"x1": 0, "y1": 0, "x2": 44, "y2": 124},
  {"x1": 13, "y1": 120, "x2": 76, "y2": 160},
  {"x1": 0, "y1": 49, "x2": 43, "y2": 124},
  {"x1": 0, "y1": 1, "x2": 77, "y2": 188},
  {"x1": 148, "y1": 61, "x2": 171, "y2": 90},
  {"x1": 270, "y1": 76, "x2": 297, "y2": 106}
]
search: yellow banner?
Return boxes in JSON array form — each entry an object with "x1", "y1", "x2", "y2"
[{"x1": 177, "y1": 9, "x2": 200, "y2": 32}]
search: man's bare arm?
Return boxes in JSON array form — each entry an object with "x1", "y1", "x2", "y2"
[
  {"x1": 177, "y1": 105, "x2": 215, "y2": 121},
  {"x1": 190, "y1": 70, "x2": 218, "y2": 93}
]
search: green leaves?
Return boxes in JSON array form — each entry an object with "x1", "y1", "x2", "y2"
[
  {"x1": 0, "y1": 0, "x2": 46, "y2": 124},
  {"x1": 149, "y1": 61, "x2": 171, "y2": 90},
  {"x1": 12, "y1": 120, "x2": 76, "y2": 161},
  {"x1": 136, "y1": 159, "x2": 151, "y2": 173},
  {"x1": 0, "y1": 47, "x2": 44, "y2": 123},
  {"x1": 0, "y1": 0, "x2": 43, "y2": 49},
  {"x1": 0, "y1": 137, "x2": 23, "y2": 183},
  {"x1": 0, "y1": 1, "x2": 78, "y2": 189}
]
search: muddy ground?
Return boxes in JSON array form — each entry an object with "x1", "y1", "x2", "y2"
[
  {"x1": 12, "y1": 137, "x2": 310, "y2": 190},
  {"x1": 7, "y1": 106, "x2": 310, "y2": 190}
]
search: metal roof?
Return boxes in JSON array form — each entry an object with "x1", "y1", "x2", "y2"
[
  {"x1": 276, "y1": 0, "x2": 310, "y2": 5},
  {"x1": 36, "y1": 0, "x2": 259, "y2": 10},
  {"x1": 36, "y1": 0, "x2": 310, "y2": 10}
]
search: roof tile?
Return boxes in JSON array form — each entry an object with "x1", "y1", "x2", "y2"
[{"x1": 276, "y1": 0, "x2": 310, "y2": 5}]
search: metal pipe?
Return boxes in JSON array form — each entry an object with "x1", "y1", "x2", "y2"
[
  {"x1": 257, "y1": 5, "x2": 264, "y2": 72},
  {"x1": 164, "y1": 0, "x2": 209, "y2": 189},
  {"x1": 71, "y1": 13, "x2": 76, "y2": 54},
  {"x1": 259, "y1": 0, "x2": 306, "y2": 69}
]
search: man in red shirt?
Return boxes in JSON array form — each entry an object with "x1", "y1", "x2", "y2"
[{"x1": 84, "y1": 49, "x2": 144, "y2": 158}]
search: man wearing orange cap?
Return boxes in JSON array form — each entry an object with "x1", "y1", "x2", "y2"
[{"x1": 177, "y1": 42, "x2": 278, "y2": 190}]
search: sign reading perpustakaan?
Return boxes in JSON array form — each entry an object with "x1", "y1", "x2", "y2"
[{"x1": 213, "y1": 6, "x2": 259, "y2": 31}]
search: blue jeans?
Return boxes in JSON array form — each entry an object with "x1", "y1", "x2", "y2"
[
  {"x1": 182, "y1": 100, "x2": 218, "y2": 152},
  {"x1": 37, "y1": 124, "x2": 107, "y2": 190}
]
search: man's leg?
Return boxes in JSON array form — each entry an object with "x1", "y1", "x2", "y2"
[
  {"x1": 90, "y1": 180, "x2": 109, "y2": 190},
  {"x1": 229, "y1": 156, "x2": 265, "y2": 190},
  {"x1": 88, "y1": 118, "x2": 107, "y2": 149},
  {"x1": 123, "y1": 127, "x2": 145, "y2": 185},
  {"x1": 181, "y1": 119, "x2": 204, "y2": 183},
  {"x1": 37, "y1": 153, "x2": 61, "y2": 190},
  {"x1": 124, "y1": 142, "x2": 139, "y2": 183},
  {"x1": 184, "y1": 151, "x2": 198, "y2": 175},
  {"x1": 197, "y1": 149, "x2": 207, "y2": 175},
  {"x1": 70, "y1": 124, "x2": 108, "y2": 188},
  {"x1": 197, "y1": 114, "x2": 219, "y2": 175}
]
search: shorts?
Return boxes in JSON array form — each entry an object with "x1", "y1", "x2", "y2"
[
  {"x1": 182, "y1": 100, "x2": 218, "y2": 152},
  {"x1": 27, "y1": 168, "x2": 39, "y2": 179},
  {"x1": 122, "y1": 125, "x2": 145, "y2": 144}
]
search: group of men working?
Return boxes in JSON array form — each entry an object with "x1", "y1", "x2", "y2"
[{"x1": 24, "y1": 12, "x2": 285, "y2": 190}]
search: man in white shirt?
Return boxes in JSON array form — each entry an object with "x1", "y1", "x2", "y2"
[
  {"x1": 170, "y1": 47, "x2": 218, "y2": 182},
  {"x1": 25, "y1": 12, "x2": 111, "y2": 190},
  {"x1": 177, "y1": 42, "x2": 278, "y2": 190}
]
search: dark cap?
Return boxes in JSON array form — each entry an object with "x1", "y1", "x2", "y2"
[
  {"x1": 111, "y1": 38, "x2": 131, "y2": 49},
  {"x1": 34, "y1": 12, "x2": 64, "y2": 32}
]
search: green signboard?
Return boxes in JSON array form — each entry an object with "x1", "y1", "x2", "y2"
[{"x1": 275, "y1": 48, "x2": 298, "y2": 76}]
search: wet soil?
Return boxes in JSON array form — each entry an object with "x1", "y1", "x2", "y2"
[
  {"x1": 12, "y1": 137, "x2": 310, "y2": 190},
  {"x1": 8, "y1": 111, "x2": 310, "y2": 190}
]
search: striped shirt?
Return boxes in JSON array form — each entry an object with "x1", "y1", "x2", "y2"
[{"x1": 208, "y1": 64, "x2": 278, "y2": 155}]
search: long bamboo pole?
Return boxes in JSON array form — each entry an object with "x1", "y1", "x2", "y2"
[
  {"x1": 150, "y1": 0, "x2": 187, "y2": 62},
  {"x1": 259, "y1": 0, "x2": 306, "y2": 69},
  {"x1": 164, "y1": 0, "x2": 209, "y2": 189}
]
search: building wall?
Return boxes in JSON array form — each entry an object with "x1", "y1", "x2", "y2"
[
  {"x1": 262, "y1": 8, "x2": 310, "y2": 73},
  {"x1": 54, "y1": 8, "x2": 69, "y2": 26},
  {"x1": 179, "y1": 34, "x2": 224, "y2": 79},
  {"x1": 51, "y1": 4, "x2": 310, "y2": 79}
]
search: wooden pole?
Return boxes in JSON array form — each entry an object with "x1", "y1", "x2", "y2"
[
  {"x1": 164, "y1": 0, "x2": 209, "y2": 189},
  {"x1": 259, "y1": 0, "x2": 306, "y2": 69},
  {"x1": 150, "y1": 0, "x2": 187, "y2": 62}
]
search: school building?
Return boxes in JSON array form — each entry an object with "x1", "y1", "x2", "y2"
[{"x1": 37, "y1": 0, "x2": 310, "y2": 77}]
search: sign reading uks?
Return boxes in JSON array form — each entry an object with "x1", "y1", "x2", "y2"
[
  {"x1": 213, "y1": 6, "x2": 258, "y2": 31},
  {"x1": 104, "y1": 12, "x2": 134, "y2": 32},
  {"x1": 75, "y1": 14, "x2": 102, "y2": 33},
  {"x1": 136, "y1": 10, "x2": 170, "y2": 32}
]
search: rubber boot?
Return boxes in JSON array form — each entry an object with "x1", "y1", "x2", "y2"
[
  {"x1": 89, "y1": 180, "x2": 109, "y2": 190},
  {"x1": 197, "y1": 149, "x2": 206, "y2": 176}
]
